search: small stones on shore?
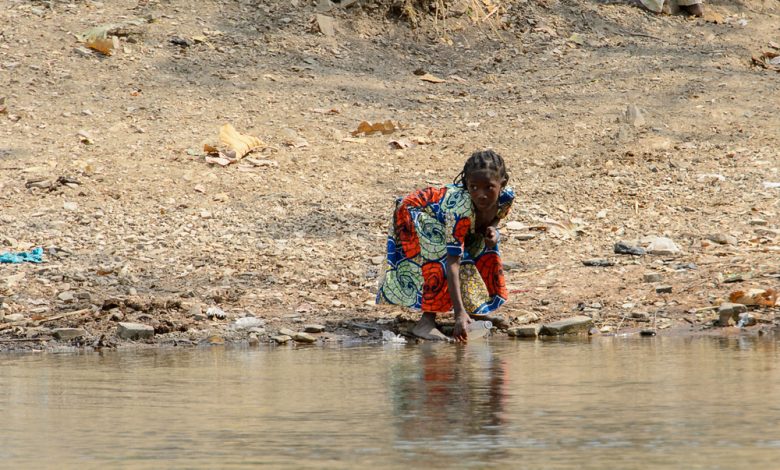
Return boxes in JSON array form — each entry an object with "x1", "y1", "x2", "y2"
[
  {"x1": 293, "y1": 332, "x2": 316, "y2": 343},
  {"x1": 304, "y1": 324, "x2": 326, "y2": 333},
  {"x1": 278, "y1": 328, "x2": 295, "y2": 337},
  {"x1": 206, "y1": 306, "x2": 227, "y2": 319},
  {"x1": 655, "y1": 285, "x2": 673, "y2": 294},
  {"x1": 272, "y1": 335, "x2": 291, "y2": 344},
  {"x1": 507, "y1": 325, "x2": 541, "y2": 338},
  {"x1": 3, "y1": 313, "x2": 25, "y2": 323},
  {"x1": 645, "y1": 237, "x2": 681, "y2": 256},
  {"x1": 117, "y1": 322, "x2": 155, "y2": 340},
  {"x1": 643, "y1": 272, "x2": 662, "y2": 283},
  {"x1": 539, "y1": 316, "x2": 593, "y2": 336},
  {"x1": 53, "y1": 328, "x2": 86, "y2": 340},
  {"x1": 583, "y1": 258, "x2": 615, "y2": 267},
  {"x1": 614, "y1": 241, "x2": 645, "y2": 256},
  {"x1": 706, "y1": 233, "x2": 738, "y2": 246}
]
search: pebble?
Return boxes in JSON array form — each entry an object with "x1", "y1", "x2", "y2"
[
  {"x1": 507, "y1": 325, "x2": 540, "y2": 338},
  {"x1": 643, "y1": 272, "x2": 662, "y2": 283},
  {"x1": 706, "y1": 233, "x2": 737, "y2": 245},
  {"x1": 293, "y1": 332, "x2": 316, "y2": 343},
  {"x1": 3, "y1": 313, "x2": 25, "y2": 323},
  {"x1": 539, "y1": 316, "x2": 592, "y2": 336},
  {"x1": 233, "y1": 317, "x2": 265, "y2": 330},
  {"x1": 655, "y1": 285, "x2": 673, "y2": 294},
  {"x1": 117, "y1": 322, "x2": 155, "y2": 340},
  {"x1": 53, "y1": 328, "x2": 86, "y2": 340},
  {"x1": 304, "y1": 324, "x2": 326, "y2": 333},
  {"x1": 646, "y1": 237, "x2": 681, "y2": 256},
  {"x1": 248, "y1": 333, "x2": 260, "y2": 346},
  {"x1": 189, "y1": 303, "x2": 203, "y2": 317},
  {"x1": 582, "y1": 258, "x2": 615, "y2": 267},
  {"x1": 515, "y1": 312, "x2": 540, "y2": 324},
  {"x1": 278, "y1": 328, "x2": 295, "y2": 337},
  {"x1": 63, "y1": 201, "x2": 79, "y2": 211},
  {"x1": 614, "y1": 241, "x2": 645, "y2": 256},
  {"x1": 718, "y1": 302, "x2": 748, "y2": 326},
  {"x1": 749, "y1": 219, "x2": 767, "y2": 226},
  {"x1": 272, "y1": 335, "x2": 291, "y2": 344},
  {"x1": 58, "y1": 291, "x2": 75, "y2": 302}
]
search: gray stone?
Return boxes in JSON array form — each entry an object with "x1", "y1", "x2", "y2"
[
  {"x1": 539, "y1": 316, "x2": 593, "y2": 336},
  {"x1": 75, "y1": 292, "x2": 91, "y2": 302},
  {"x1": 3, "y1": 313, "x2": 25, "y2": 323},
  {"x1": 293, "y1": 332, "x2": 317, "y2": 343},
  {"x1": 189, "y1": 303, "x2": 203, "y2": 317},
  {"x1": 117, "y1": 322, "x2": 154, "y2": 340},
  {"x1": 749, "y1": 219, "x2": 767, "y2": 226},
  {"x1": 58, "y1": 291, "x2": 75, "y2": 302},
  {"x1": 655, "y1": 285, "x2": 673, "y2": 294},
  {"x1": 279, "y1": 328, "x2": 296, "y2": 337},
  {"x1": 248, "y1": 333, "x2": 260, "y2": 346},
  {"x1": 643, "y1": 272, "x2": 662, "y2": 283},
  {"x1": 625, "y1": 104, "x2": 645, "y2": 127},
  {"x1": 508, "y1": 325, "x2": 540, "y2": 338},
  {"x1": 53, "y1": 328, "x2": 86, "y2": 340},
  {"x1": 707, "y1": 233, "x2": 737, "y2": 245},
  {"x1": 582, "y1": 258, "x2": 615, "y2": 267},
  {"x1": 631, "y1": 312, "x2": 650, "y2": 320},
  {"x1": 272, "y1": 335, "x2": 291, "y2": 344},
  {"x1": 514, "y1": 312, "x2": 540, "y2": 324},
  {"x1": 304, "y1": 324, "x2": 326, "y2": 333},
  {"x1": 646, "y1": 237, "x2": 681, "y2": 256}
]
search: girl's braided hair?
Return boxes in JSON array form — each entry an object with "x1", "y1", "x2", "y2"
[{"x1": 454, "y1": 149, "x2": 509, "y2": 187}]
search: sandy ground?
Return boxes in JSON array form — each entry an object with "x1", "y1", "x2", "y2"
[{"x1": 1, "y1": 0, "x2": 779, "y2": 350}]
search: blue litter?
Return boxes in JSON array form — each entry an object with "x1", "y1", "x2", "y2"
[{"x1": 0, "y1": 247, "x2": 44, "y2": 264}]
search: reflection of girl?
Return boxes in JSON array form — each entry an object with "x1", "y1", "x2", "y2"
[
  {"x1": 389, "y1": 344, "x2": 508, "y2": 460},
  {"x1": 376, "y1": 150, "x2": 514, "y2": 341}
]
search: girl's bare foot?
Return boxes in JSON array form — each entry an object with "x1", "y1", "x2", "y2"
[{"x1": 412, "y1": 312, "x2": 449, "y2": 341}]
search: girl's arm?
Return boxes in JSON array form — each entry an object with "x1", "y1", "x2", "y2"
[{"x1": 446, "y1": 254, "x2": 470, "y2": 341}]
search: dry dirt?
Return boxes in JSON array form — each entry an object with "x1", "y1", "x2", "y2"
[{"x1": 1, "y1": 0, "x2": 779, "y2": 351}]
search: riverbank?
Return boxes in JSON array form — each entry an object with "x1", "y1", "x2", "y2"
[{"x1": 1, "y1": 0, "x2": 779, "y2": 352}]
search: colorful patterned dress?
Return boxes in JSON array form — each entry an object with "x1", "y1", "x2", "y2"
[{"x1": 376, "y1": 184, "x2": 514, "y2": 315}]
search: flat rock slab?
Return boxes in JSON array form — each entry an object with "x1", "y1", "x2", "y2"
[
  {"x1": 304, "y1": 324, "x2": 326, "y2": 333},
  {"x1": 508, "y1": 325, "x2": 540, "y2": 338},
  {"x1": 540, "y1": 316, "x2": 593, "y2": 336},
  {"x1": 272, "y1": 335, "x2": 291, "y2": 344},
  {"x1": 117, "y1": 322, "x2": 154, "y2": 340},
  {"x1": 293, "y1": 332, "x2": 317, "y2": 343},
  {"x1": 53, "y1": 328, "x2": 86, "y2": 340}
]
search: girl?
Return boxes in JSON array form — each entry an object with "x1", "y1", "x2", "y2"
[{"x1": 377, "y1": 150, "x2": 514, "y2": 342}]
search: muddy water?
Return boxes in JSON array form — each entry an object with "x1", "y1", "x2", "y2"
[{"x1": 2, "y1": 337, "x2": 780, "y2": 469}]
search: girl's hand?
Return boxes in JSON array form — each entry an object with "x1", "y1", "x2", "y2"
[
  {"x1": 452, "y1": 313, "x2": 472, "y2": 342},
  {"x1": 484, "y1": 227, "x2": 499, "y2": 248}
]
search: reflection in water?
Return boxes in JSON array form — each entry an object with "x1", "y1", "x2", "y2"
[
  {"x1": 390, "y1": 343, "x2": 509, "y2": 462},
  {"x1": 2, "y1": 336, "x2": 780, "y2": 468}
]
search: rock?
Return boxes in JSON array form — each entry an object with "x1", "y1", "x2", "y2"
[
  {"x1": 582, "y1": 258, "x2": 615, "y2": 267},
  {"x1": 53, "y1": 328, "x2": 86, "y2": 340},
  {"x1": 63, "y1": 201, "x2": 79, "y2": 211},
  {"x1": 614, "y1": 242, "x2": 645, "y2": 256},
  {"x1": 293, "y1": 332, "x2": 317, "y2": 343},
  {"x1": 514, "y1": 312, "x2": 540, "y2": 324},
  {"x1": 315, "y1": 14, "x2": 335, "y2": 37},
  {"x1": 632, "y1": 312, "x2": 650, "y2": 320},
  {"x1": 643, "y1": 272, "x2": 662, "y2": 283},
  {"x1": 117, "y1": 322, "x2": 155, "y2": 340},
  {"x1": 706, "y1": 233, "x2": 737, "y2": 245},
  {"x1": 189, "y1": 303, "x2": 203, "y2": 317},
  {"x1": 58, "y1": 291, "x2": 75, "y2": 302},
  {"x1": 507, "y1": 325, "x2": 540, "y2": 338},
  {"x1": 304, "y1": 324, "x2": 326, "y2": 333},
  {"x1": 655, "y1": 285, "x2": 673, "y2": 294},
  {"x1": 194, "y1": 313, "x2": 207, "y2": 321},
  {"x1": 600, "y1": 326, "x2": 613, "y2": 333},
  {"x1": 248, "y1": 333, "x2": 260, "y2": 346},
  {"x1": 279, "y1": 327, "x2": 295, "y2": 337},
  {"x1": 109, "y1": 309, "x2": 125, "y2": 321},
  {"x1": 625, "y1": 104, "x2": 645, "y2": 127},
  {"x1": 646, "y1": 237, "x2": 681, "y2": 256},
  {"x1": 272, "y1": 335, "x2": 291, "y2": 344},
  {"x1": 539, "y1": 316, "x2": 593, "y2": 336},
  {"x1": 233, "y1": 317, "x2": 265, "y2": 330},
  {"x1": 749, "y1": 219, "x2": 767, "y2": 226},
  {"x1": 3, "y1": 313, "x2": 25, "y2": 323}
]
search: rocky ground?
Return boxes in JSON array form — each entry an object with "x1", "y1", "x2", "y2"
[{"x1": 1, "y1": 0, "x2": 779, "y2": 351}]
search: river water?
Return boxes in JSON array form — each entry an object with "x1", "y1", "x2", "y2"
[{"x1": 2, "y1": 336, "x2": 780, "y2": 469}]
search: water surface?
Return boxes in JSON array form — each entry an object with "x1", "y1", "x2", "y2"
[{"x1": 2, "y1": 336, "x2": 780, "y2": 469}]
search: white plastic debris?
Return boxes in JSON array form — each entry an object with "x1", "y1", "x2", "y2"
[
  {"x1": 206, "y1": 306, "x2": 227, "y2": 319},
  {"x1": 382, "y1": 330, "x2": 407, "y2": 344}
]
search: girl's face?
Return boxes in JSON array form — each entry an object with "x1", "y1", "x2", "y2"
[{"x1": 465, "y1": 171, "x2": 503, "y2": 212}]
